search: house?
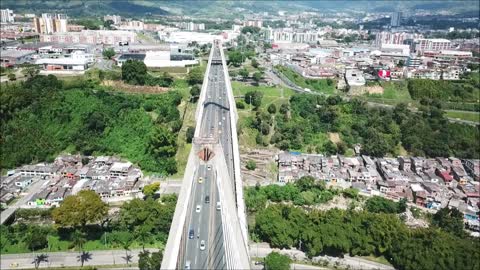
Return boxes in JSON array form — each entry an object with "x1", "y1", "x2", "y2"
[
  {"x1": 14, "y1": 176, "x2": 34, "y2": 189},
  {"x1": 110, "y1": 162, "x2": 132, "y2": 178},
  {"x1": 411, "y1": 183, "x2": 427, "y2": 207},
  {"x1": 451, "y1": 166, "x2": 468, "y2": 185},
  {"x1": 463, "y1": 159, "x2": 480, "y2": 181},
  {"x1": 436, "y1": 168, "x2": 453, "y2": 182},
  {"x1": 398, "y1": 157, "x2": 411, "y2": 171},
  {"x1": 0, "y1": 49, "x2": 35, "y2": 67}
]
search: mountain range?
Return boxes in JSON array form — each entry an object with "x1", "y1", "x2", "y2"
[{"x1": 1, "y1": 0, "x2": 478, "y2": 17}]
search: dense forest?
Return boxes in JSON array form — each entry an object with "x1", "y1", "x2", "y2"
[
  {"x1": 0, "y1": 75, "x2": 182, "y2": 174},
  {"x1": 252, "y1": 203, "x2": 480, "y2": 270},
  {"x1": 254, "y1": 93, "x2": 479, "y2": 158}
]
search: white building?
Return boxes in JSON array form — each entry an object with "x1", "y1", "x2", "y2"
[
  {"x1": 35, "y1": 51, "x2": 94, "y2": 72},
  {"x1": 375, "y1": 31, "x2": 423, "y2": 47},
  {"x1": 1, "y1": 9, "x2": 15, "y2": 23},
  {"x1": 40, "y1": 30, "x2": 136, "y2": 45},
  {"x1": 345, "y1": 69, "x2": 366, "y2": 87},
  {"x1": 380, "y1": 44, "x2": 411, "y2": 56},
  {"x1": 412, "y1": 39, "x2": 451, "y2": 53},
  {"x1": 104, "y1": 14, "x2": 122, "y2": 25}
]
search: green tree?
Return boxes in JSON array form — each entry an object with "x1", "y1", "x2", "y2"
[
  {"x1": 187, "y1": 67, "x2": 203, "y2": 85},
  {"x1": 8, "y1": 73, "x2": 16, "y2": 81},
  {"x1": 252, "y1": 71, "x2": 263, "y2": 84},
  {"x1": 432, "y1": 207, "x2": 465, "y2": 237},
  {"x1": 143, "y1": 183, "x2": 160, "y2": 197},
  {"x1": 251, "y1": 58, "x2": 259, "y2": 68},
  {"x1": 267, "y1": 104, "x2": 277, "y2": 114},
  {"x1": 364, "y1": 196, "x2": 401, "y2": 214},
  {"x1": 24, "y1": 229, "x2": 48, "y2": 252},
  {"x1": 239, "y1": 68, "x2": 249, "y2": 81},
  {"x1": 103, "y1": 20, "x2": 114, "y2": 29},
  {"x1": 52, "y1": 190, "x2": 108, "y2": 229},
  {"x1": 228, "y1": 50, "x2": 244, "y2": 67},
  {"x1": 121, "y1": 60, "x2": 147, "y2": 85},
  {"x1": 190, "y1": 85, "x2": 201, "y2": 102},
  {"x1": 21, "y1": 66, "x2": 40, "y2": 78},
  {"x1": 265, "y1": 252, "x2": 291, "y2": 270},
  {"x1": 102, "y1": 48, "x2": 115, "y2": 60},
  {"x1": 138, "y1": 250, "x2": 163, "y2": 270},
  {"x1": 186, "y1": 126, "x2": 195, "y2": 143},
  {"x1": 246, "y1": 160, "x2": 257, "y2": 170},
  {"x1": 147, "y1": 126, "x2": 177, "y2": 159},
  {"x1": 245, "y1": 91, "x2": 263, "y2": 108}
]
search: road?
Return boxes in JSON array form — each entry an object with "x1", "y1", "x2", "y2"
[
  {"x1": 250, "y1": 243, "x2": 394, "y2": 270},
  {"x1": 94, "y1": 59, "x2": 114, "y2": 70},
  {"x1": 181, "y1": 44, "x2": 232, "y2": 269},
  {"x1": 0, "y1": 249, "x2": 156, "y2": 270},
  {"x1": 0, "y1": 179, "x2": 48, "y2": 224}
]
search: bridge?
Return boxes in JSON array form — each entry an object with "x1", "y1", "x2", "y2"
[{"x1": 161, "y1": 41, "x2": 250, "y2": 269}]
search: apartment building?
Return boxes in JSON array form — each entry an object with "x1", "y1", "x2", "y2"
[
  {"x1": 1, "y1": 9, "x2": 15, "y2": 23},
  {"x1": 33, "y1": 13, "x2": 68, "y2": 34}
]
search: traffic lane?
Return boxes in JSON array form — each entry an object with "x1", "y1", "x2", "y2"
[
  {"x1": 195, "y1": 164, "x2": 214, "y2": 269},
  {"x1": 183, "y1": 165, "x2": 200, "y2": 268},
  {"x1": 184, "y1": 164, "x2": 206, "y2": 268}
]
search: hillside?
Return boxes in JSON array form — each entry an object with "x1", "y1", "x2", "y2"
[{"x1": 3, "y1": 0, "x2": 477, "y2": 17}]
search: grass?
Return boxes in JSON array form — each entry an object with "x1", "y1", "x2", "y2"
[
  {"x1": 445, "y1": 110, "x2": 480, "y2": 123},
  {"x1": 173, "y1": 99, "x2": 195, "y2": 178},
  {"x1": 359, "y1": 255, "x2": 393, "y2": 266},
  {"x1": 275, "y1": 65, "x2": 336, "y2": 95},
  {"x1": 364, "y1": 81, "x2": 412, "y2": 101}
]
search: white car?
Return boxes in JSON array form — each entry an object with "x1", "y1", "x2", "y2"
[
  {"x1": 216, "y1": 201, "x2": 221, "y2": 211},
  {"x1": 207, "y1": 165, "x2": 212, "y2": 170},
  {"x1": 200, "y1": 240, "x2": 206, "y2": 251},
  {"x1": 196, "y1": 205, "x2": 201, "y2": 213}
]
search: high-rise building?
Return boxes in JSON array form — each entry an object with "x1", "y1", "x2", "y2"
[
  {"x1": 1, "y1": 9, "x2": 15, "y2": 23},
  {"x1": 390, "y1": 12, "x2": 401, "y2": 27},
  {"x1": 375, "y1": 31, "x2": 423, "y2": 47},
  {"x1": 103, "y1": 14, "x2": 122, "y2": 25},
  {"x1": 33, "y1": 13, "x2": 68, "y2": 34}
]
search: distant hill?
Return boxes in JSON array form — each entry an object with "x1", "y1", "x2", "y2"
[{"x1": 1, "y1": 0, "x2": 478, "y2": 17}]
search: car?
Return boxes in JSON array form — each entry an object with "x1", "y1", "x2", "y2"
[
  {"x1": 205, "y1": 195, "x2": 210, "y2": 204},
  {"x1": 198, "y1": 177, "x2": 203, "y2": 184},
  {"x1": 189, "y1": 229, "x2": 194, "y2": 239},
  {"x1": 196, "y1": 205, "x2": 201, "y2": 213},
  {"x1": 185, "y1": 260, "x2": 191, "y2": 269},
  {"x1": 216, "y1": 201, "x2": 221, "y2": 211},
  {"x1": 200, "y1": 240, "x2": 206, "y2": 251},
  {"x1": 207, "y1": 165, "x2": 212, "y2": 170}
]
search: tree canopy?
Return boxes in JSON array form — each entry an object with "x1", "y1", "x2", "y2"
[
  {"x1": 52, "y1": 190, "x2": 108, "y2": 228},
  {"x1": 265, "y1": 252, "x2": 291, "y2": 270}
]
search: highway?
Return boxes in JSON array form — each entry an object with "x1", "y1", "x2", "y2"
[{"x1": 180, "y1": 44, "x2": 232, "y2": 269}]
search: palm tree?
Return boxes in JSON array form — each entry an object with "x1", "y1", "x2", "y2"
[
  {"x1": 112, "y1": 231, "x2": 134, "y2": 266},
  {"x1": 134, "y1": 227, "x2": 153, "y2": 252},
  {"x1": 72, "y1": 230, "x2": 87, "y2": 267}
]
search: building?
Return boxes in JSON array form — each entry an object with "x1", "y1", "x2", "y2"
[
  {"x1": 0, "y1": 49, "x2": 35, "y2": 67},
  {"x1": 103, "y1": 14, "x2": 122, "y2": 25},
  {"x1": 410, "y1": 39, "x2": 451, "y2": 53},
  {"x1": 380, "y1": 44, "x2": 411, "y2": 57},
  {"x1": 40, "y1": 30, "x2": 136, "y2": 45},
  {"x1": 1, "y1": 9, "x2": 15, "y2": 23},
  {"x1": 390, "y1": 12, "x2": 402, "y2": 27},
  {"x1": 116, "y1": 45, "x2": 197, "y2": 68},
  {"x1": 35, "y1": 51, "x2": 94, "y2": 72},
  {"x1": 374, "y1": 31, "x2": 423, "y2": 47},
  {"x1": 345, "y1": 69, "x2": 366, "y2": 87},
  {"x1": 33, "y1": 13, "x2": 68, "y2": 34},
  {"x1": 244, "y1": 20, "x2": 263, "y2": 28}
]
